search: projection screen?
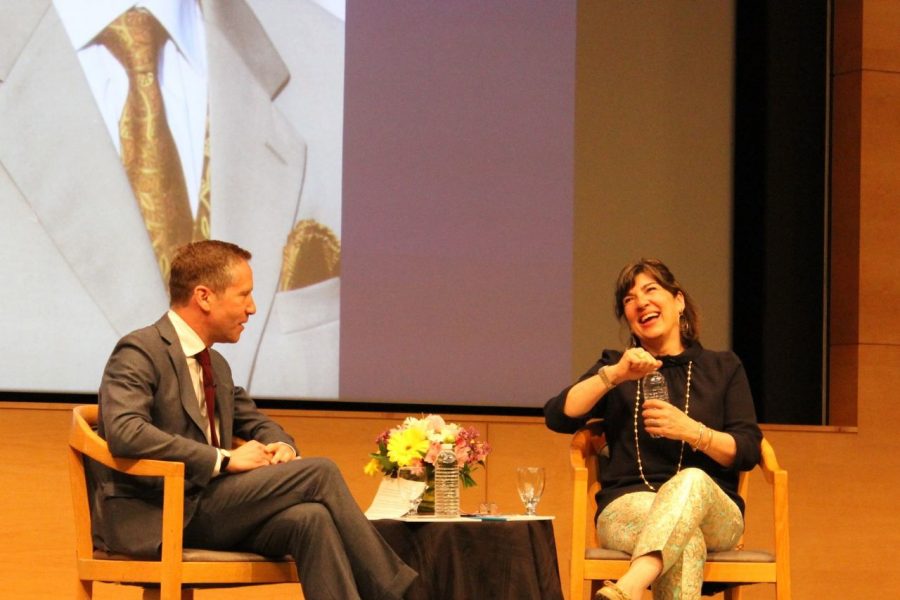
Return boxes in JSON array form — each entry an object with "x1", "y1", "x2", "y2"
[{"x1": 0, "y1": 1, "x2": 734, "y2": 409}]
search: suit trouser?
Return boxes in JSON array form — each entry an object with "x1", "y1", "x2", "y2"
[
  {"x1": 596, "y1": 468, "x2": 743, "y2": 600},
  {"x1": 183, "y1": 457, "x2": 417, "y2": 600}
]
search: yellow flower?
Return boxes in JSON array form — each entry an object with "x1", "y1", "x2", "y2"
[
  {"x1": 363, "y1": 458, "x2": 381, "y2": 476},
  {"x1": 387, "y1": 427, "x2": 430, "y2": 467}
]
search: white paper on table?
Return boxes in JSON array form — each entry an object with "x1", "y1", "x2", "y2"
[
  {"x1": 391, "y1": 514, "x2": 556, "y2": 522},
  {"x1": 364, "y1": 477, "x2": 427, "y2": 520}
]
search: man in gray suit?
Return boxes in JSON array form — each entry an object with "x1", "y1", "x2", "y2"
[{"x1": 95, "y1": 240, "x2": 415, "y2": 600}]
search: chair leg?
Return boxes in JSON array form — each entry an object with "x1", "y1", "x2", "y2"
[
  {"x1": 723, "y1": 584, "x2": 743, "y2": 600},
  {"x1": 75, "y1": 579, "x2": 92, "y2": 600},
  {"x1": 141, "y1": 588, "x2": 193, "y2": 600},
  {"x1": 571, "y1": 578, "x2": 584, "y2": 600},
  {"x1": 776, "y1": 578, "x2": 790, "y2": 600}
]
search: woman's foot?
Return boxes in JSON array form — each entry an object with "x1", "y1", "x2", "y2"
[{"x1": 595, "y1": 580, "x2": 631, "y2": 600}]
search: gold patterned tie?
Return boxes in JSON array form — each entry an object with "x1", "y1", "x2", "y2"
[{"x1": 97, "y1": 9, "x2": 193, "y2": 283}]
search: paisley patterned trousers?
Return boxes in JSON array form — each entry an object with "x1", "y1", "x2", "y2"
[{"x1": 596, "y1": 468, "x2": 743, "y2": 599}]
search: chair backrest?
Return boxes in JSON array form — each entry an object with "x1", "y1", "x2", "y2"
[
  {"x1": 68, "y1": 405, "x2": 97, "y2": 564},
  {"x1": 568, "y1": 422, "x2": 791, "y2": 600}
]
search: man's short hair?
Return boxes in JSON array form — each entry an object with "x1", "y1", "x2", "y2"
[{"x1": 169, "y1": 240, "x2": 252, "y2": 306}]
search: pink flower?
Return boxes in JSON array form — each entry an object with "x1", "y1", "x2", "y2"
[
  {"x1": 374, "y1": 429, "x2": 391, "y2": 445},
  {"x1": 424, "y1": 442, "x2": 441, "y2": 465}
]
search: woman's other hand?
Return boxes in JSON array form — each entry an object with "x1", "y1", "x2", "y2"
[
  {"x1": 642, "y1": 398, "x2": 695, "y2": 441},
  {"x1": 609, "y1": 347, "x2": 663, "y2": 383}
]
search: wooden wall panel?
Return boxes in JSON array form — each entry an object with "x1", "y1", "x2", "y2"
[
  {"x1": 861, "y1": 0, "x2": 900, "y2": 71},
  {"x1": 858, "y1": 72, "x2": 900, "y2": 345},
  {"x1": 0, "y1": 405, "x2": 74, "y2": 600}
]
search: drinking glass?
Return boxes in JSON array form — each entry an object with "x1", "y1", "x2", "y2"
[
  {"x1": 396, "y1": 466, "x2": 428, "y2": 516},
  {"x1": 516, "y1": 466, "x2": 545, "y2": 516}
]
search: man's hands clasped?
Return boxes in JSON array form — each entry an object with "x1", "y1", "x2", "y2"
[{"x1": 224, "y1": 440, "x2": 297, "y2": 473}]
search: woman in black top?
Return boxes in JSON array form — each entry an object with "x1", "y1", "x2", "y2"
[{"x1": 544, "y1": 259, "x2": 762, "y2": 600}]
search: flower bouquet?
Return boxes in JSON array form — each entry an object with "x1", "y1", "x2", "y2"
[{"x1": 364, "y1": 414, "x2": 491, "y2": 513}]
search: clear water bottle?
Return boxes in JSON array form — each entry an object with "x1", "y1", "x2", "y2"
[
  {"x1": 434, "y1": 443, "x2": 460, "y2": 517},
  {"x1": 642, "y1": 371, "x2": 669, "y2": 438},
  {"x1": 642, "y1": 371, "x2": 670, "y2": 403}
]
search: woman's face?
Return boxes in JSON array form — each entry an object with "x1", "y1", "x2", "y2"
[{"x1": 621, "y1": 272, "x2": 686, "y2": 354}]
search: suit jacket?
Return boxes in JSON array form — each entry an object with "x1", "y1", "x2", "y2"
[
  {"x1": 92, "y1": 313, "x2": 296, "y2": 556},
  {"x1": 0, "y1": 0, "x2": 340, "y2": 398}
]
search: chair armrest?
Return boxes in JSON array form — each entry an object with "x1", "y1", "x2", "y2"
[
  {"x1": 758, "y1": 438, "x2": 783, "y2": 485},
  {"x1": 757, "y1": 438, "x2": 789, "y2": 547},
  {"x1": 69, "y1": 407, "x2": 184, "y2": 478},
  {"x1": 570, "y1": 429, "x2": 593, "y2": 471},
  {"x1": 569, "y1": 421, "x2": 605, "y2": 469},
  {"x1": 69, "y1": 405, "x2": 186, "y2": 565},
  {"x1": 757, "y1": 437, "x2": 791, "y2": 590}
]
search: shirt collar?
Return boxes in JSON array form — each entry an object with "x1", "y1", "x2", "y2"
[
  {"x1": 53, "y1": 0, "x2": 206, "y2": 73},
  {"x1": 167, "y1": 309, "x2": 206, "y2": 359},
  {"x1": 659, "y1": 341, "x2": 703, "y2": 367}
]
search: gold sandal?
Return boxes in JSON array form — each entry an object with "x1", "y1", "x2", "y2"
[{"x1": 595, "y1": 580, "x2": 632, "y2": 600}]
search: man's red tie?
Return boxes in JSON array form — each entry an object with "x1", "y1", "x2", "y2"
[{"x1": 195, "y1": 348, "x2": 219, "y2": 447}]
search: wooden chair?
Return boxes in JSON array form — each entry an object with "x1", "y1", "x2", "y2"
[
  {"x1": 67, "y1": 404, "x2": 299, "y2": 599},
  {"x1": 569, "y1": 422, "x2": 790, "y2": 600}
]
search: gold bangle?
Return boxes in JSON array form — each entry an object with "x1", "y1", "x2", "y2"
[
  {"x1": 702, "y1": 427, "x2": 714, "y2": 452},
  {"x1": 691, "y1": 423, "x2": 705, "y2": 451},
  {"x1": 597, "y1": 366, "x2": 616, "y2": 389}
]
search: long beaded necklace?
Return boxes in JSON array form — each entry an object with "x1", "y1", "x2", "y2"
[{"x1": 633, "y1": 361, "x2": 693, "y2": 491}]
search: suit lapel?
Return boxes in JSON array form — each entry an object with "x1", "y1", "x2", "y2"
[
  {"x1": 157, "y1": 316, "x2": 209, "y2": 440},
  {"x1": 212, "y1": 351, "x2": 234, "y2": 449},
  {"x1": 0, "y1": 3, "x2": 168, "y2": 335},
  {"x1": 202, "y1": 1, "x2": 307, "y2": 384}
]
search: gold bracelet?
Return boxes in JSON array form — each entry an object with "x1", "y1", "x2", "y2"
[
  {"x1": 691, "y1": 423, "x2": 705, "y2": 451},
  {"x1": 597, "y1": 366, "x2": 616, "y2": 389},
  {"x1": 701, "y1": 427, "x2": 714, "y2": 452}
]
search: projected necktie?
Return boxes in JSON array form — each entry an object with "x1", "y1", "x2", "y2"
[
  {"x1": 193, "y1": 117, "x2": 212, "y2": 242},
  {"x1": 97, "y1": 9, "x2": 193, "y2": 283},
  {"x1": 195, "y1": 348, "x2": 219, "y2": 447}
]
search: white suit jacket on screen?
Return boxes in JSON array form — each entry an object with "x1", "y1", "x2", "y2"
[{"x1": 0, "y1": 0, "x2": 342, "y2": 397}]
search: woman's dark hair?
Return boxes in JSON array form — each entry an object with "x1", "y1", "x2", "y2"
[{"x1": 613, "y1": 258, "x2": 700, "y2": 345}]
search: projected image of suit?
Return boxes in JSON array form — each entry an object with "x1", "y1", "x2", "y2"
[{"x1": 0, "y1": 0, "x2": 343, "y2": 398}]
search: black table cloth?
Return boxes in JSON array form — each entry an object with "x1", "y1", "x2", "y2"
[{"x1": 371, "y1": 518, "x2": 564, "y2": 600}]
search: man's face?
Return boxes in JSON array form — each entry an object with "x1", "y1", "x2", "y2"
[{"x1": 207, "y1": 260, "x2": 256, "y2": 344}]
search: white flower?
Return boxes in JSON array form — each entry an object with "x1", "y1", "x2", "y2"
[{"x1": 440, "y1": 422, "x2": 460, "y2": 443}]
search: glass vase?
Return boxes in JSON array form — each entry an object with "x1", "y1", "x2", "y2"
[{"x1": 417, "y1": 467, "x2": 436, "y2": 514}]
